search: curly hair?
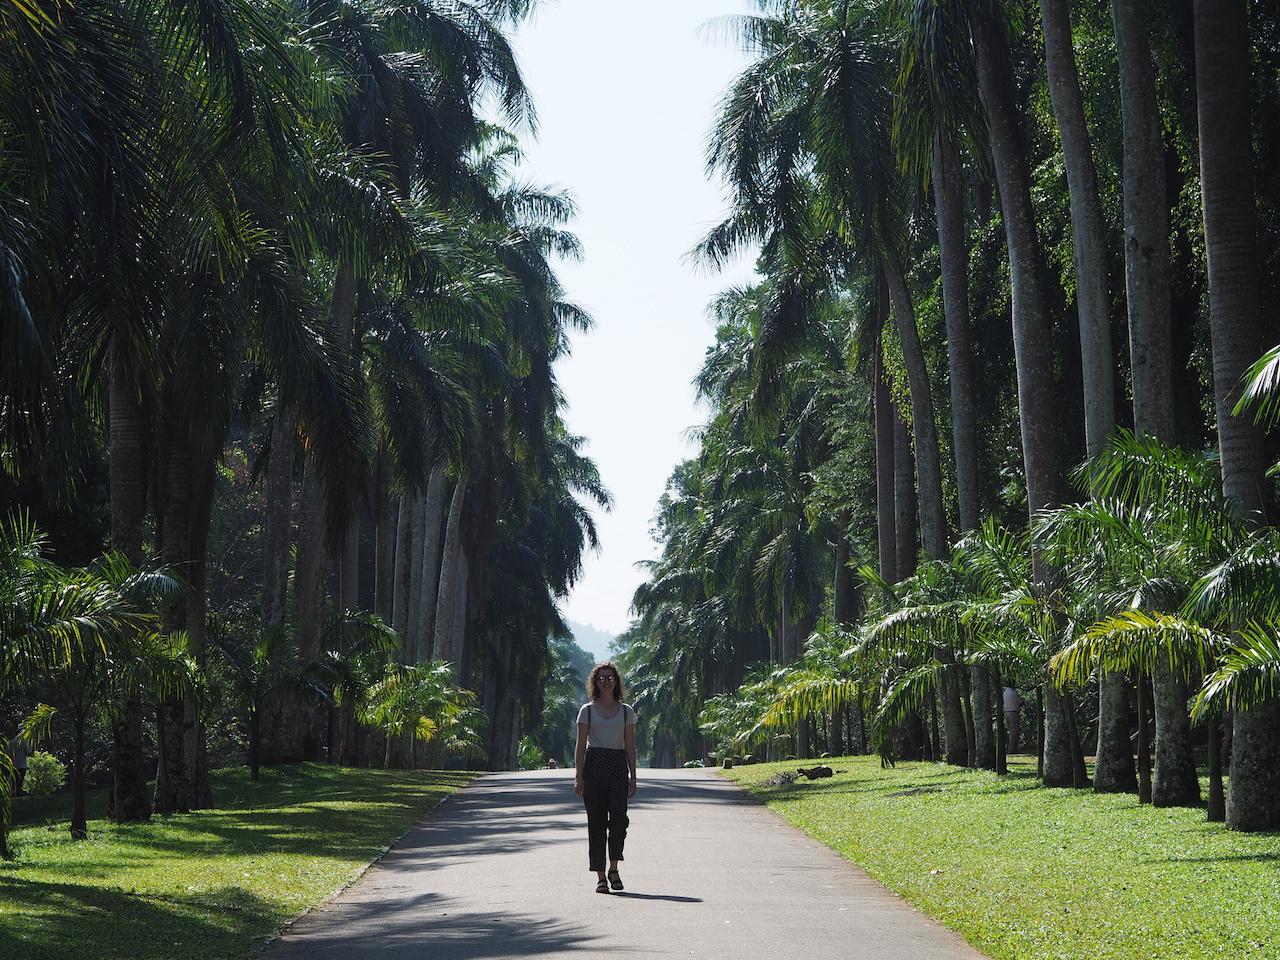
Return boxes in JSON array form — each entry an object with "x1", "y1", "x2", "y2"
[{"x1": 587, "y1": 660, "x2": 625, "y2": 703}]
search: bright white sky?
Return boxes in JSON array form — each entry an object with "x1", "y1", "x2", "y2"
[{"x1": 510, "y1": 1, "x2": 759, "y2": 636}]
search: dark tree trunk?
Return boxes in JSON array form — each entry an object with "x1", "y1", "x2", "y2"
[
  {"x1": 405, "y1": 491, "x2": 427, "y2": 657},
  {"x1": 156, "y1": 388, "x2": 191, "y2": 814},
  {"x1": 975, "y1": 13, "x2": 1071, "y2": 785},
  {"x1": 1040, "y1": 0, "x2": 1115, "y2": 456},
  {"x1": 295, "y1": 463, "x2": 325, "y2": 664},
  {"x1": 1137, "y1": 674, "x2": 1152, "y2": 804},
  {"x1": 71, "y1": 712, "x2": 88, "y2": 840},
  {"x1": 1151, "y1": 656, "x2": 1199, "y2": 805},
  {"x1": 932, "y1": 134, "x2": 980, "y2": 532},
  {"x1": 941, "y1": 669, "x2": 969, "y2": 767},
  {"x1": 249, "y1": 707, "x2": 261, "y2": 782},
  {"x1": 884, "y1": 257, "x2": 948, "y2": 562},
  {"x1": 832, "y1": 510, "x2": 855, "y2": 627},
  {"x1": 992, "y1": 667, "x2": 1008, "y2": 775},
  {"x1": 414, "y1": 464, "x2": 448, "y2": 660},
  {"x1": 260, "y1": 415, "x2": 301, "y2": 765},
  {"x1": 108, "y1": 349, "x2": 152, "y2": 823},
  {"x1": 1113, "y1": 0, "x2": 1174, "y2": 442},
  {"x1": 185, "y1": 459, "x2": 215, "y2": 809},
  {"x1": 263, "y1": 415, "x2": 293, "y2": 630},
  {"x1": 434, "y1": 476, "x2": 469, "y2": 672},
  {"x1": 1112, "y1": 0, "x2": 1182, "y2": 804},
  {"x1": 1194, "y1": 0, "x2": 1280, "y2": 832},
  {"x1": 1207, "y1": 715, "x2": 1225, "y2": 822},
  {"x1": 1041, "y1": 685, "x2": 1076, "y2": 787},
  {"x1": 971, "y1": 665, "x2": 996, "y2": 770},
  {"x1": 873, "y1": 343, "x2": 897, "y2": 583},
  {"x1": 973, "y1": 16, "x2": 1062, "y2": 518},
  {"x1": 294, "y1": 464, "x2": 325, "y2": 761},
  {"x1": 392, "y1": 494, "x2": 413, "y2": 642},
  {"x1": 1094, "y1": 673, "x2": 1137, "y2": 793},
  {"x1": 373, "y1": 445, "x2": 395, "y2": 624},
  {"x1": 893, "y1": 404, "x2": 917, "y2": 582}
]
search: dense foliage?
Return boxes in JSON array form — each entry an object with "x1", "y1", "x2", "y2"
[
  {"x1": 0, "y1": 0, "x2": 607, "y2": 852},
  {"x1": 619, "y1": 0, "x2": 1280, "y2": 834}
]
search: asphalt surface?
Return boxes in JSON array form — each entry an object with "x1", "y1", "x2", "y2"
[{"x1": 268, "y1": 767, "x2": 988, "y2": 960}]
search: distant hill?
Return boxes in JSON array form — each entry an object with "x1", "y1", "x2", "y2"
[{"x1": 566, "y1": 619, "x2": 617, "y2": 661}]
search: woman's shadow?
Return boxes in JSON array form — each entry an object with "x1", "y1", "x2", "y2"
[{"x1": 608, "y1": 893, "x2": 701, "y2": 903}]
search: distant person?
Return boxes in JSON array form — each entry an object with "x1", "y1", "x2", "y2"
[
  {"x1": 546, "y1": 758, "x2": 558, "y2": 769},
  {"x1": 1003, "y1": 685, "x2": 1023, "y2": 755},
  {"x1": 6, "y1": 732, "x2": 28, "y2": 796},
  {"x1": 574, "y1": 660, "x2": 637, "y2": 894}
]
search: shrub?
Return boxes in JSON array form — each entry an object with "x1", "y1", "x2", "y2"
[
  {"x1": 518, "y1": 737, "x2": 547, "y2": 770},
  {"x1": 24, "y1": 751, "x2": 67, "y2": 797}
]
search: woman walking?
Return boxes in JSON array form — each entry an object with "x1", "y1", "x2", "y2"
[{"x1": 574, "y1": 661, "x2": 637, "y2": 893}]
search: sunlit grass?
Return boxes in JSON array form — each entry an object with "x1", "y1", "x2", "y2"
[
  {"x1": 726, "y1": 755, "x2": 1280, "y2": 960},
  {"x1": 0, "y1": 763, "x2": 475, "y2": 960}
]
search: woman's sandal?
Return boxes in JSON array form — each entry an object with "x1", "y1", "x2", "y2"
[
  {"x1": 595, "y1": 877, "x2": 610, "y2": 894},
  {"x1": 607, "y1": 869, "x2": 624, "y2": 891}
]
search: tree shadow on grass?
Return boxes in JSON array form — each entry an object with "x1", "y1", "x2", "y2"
[{"x1": 0, "y1": 875, "x2": 284, "y2": 960}]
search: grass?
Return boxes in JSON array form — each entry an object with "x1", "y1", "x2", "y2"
[
  {"x1": 726, "y1": 755, "x2": 1280, "y2": 960},
  {"x1": 0, "y1": 763, "x2": 475, "y2": 960}
]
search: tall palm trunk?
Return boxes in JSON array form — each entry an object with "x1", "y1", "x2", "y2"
[
  {"x1": 883, "y1": 257, "x2": 947, "y2": 561},
  {"x1": 1194, "y1": 0, "x2": 1280, "y2": 831},
  {"x1": 405, "y1": 492, "x2": 428, "y2": 655},
  {"x1": 973, "y1": 15, "x2": 1069, "y2": 785},
  {"x1": 873, "y1": 343, "x2": 897, "y2": 583},
  {"x1": 453, "y1": 550, "x2": 470, "y2": 678},
  {"x1": 1107, "y1": 0, "x2": 1173, "y2": 799},
  {"x1": 373, "y1": 445, "x2": 395, "y2": 624},
  {"x1": 972, "y1": 17, "x2": 1062, "y2": 520},
  {"x1": 70, "y1": 706, "x2": 88, "y2": 839},
  {"x1": 261, "y1": 414, "x2": 300, "y2": 764},
  {"x1": 1042, "y1": 0, "x2": 1137, "y2": 795},
  {"x1": 932, "y1": 135, "x2": 980, "y2": 533},
  {"x1": 881, "y1": 278, "x2": 966, "y2": 764},
  {"x1": 832, "y1": 510, "x2": 855, "y2": 626},
  {"x1": 970, "y1": 661, "x2": 996, "y2": 770},
  {"x1": 157, "y1": 389, "x2": 191, "y2": 813},
  {"x1": 392, "y1": 494, "x2": 413, "y2": 641},
  {"x1": 931, "y1": 139, "x2": 993, "y2": 766},
  {"x1": 893, "y1": 404, "x2": 917, "y2": 581},
  {"x1": 108, "y1": 350, "x2": 151, "y2": 822},
  {"x1": 331, "y1": 259, "x2": 360, "y2": 618},
  {"x1": 434, "y1": 475, "x2": 468, "y2": 671},
  {"x1": 184, "y1": 461, "x2": 216, "y2": 808},
  {"x1": 295, "y1": 464, "x2": 324, "y2": 662},
  {"x1": 413, "y1": 464, "x2": 447, "y2": 660},
  {"x1": 263, "y1": 416, "x2": 293, "y2": 630},
  {"x1": 293, "y1": 463, "x2": 325, "y2": 761},
  {"x1": 1040, "y1": 0, "x2": 1115, "y2": 455}
]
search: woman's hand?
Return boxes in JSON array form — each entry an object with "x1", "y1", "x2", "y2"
[
  {"x1": 628, "y1": 775, "x2": 637, "y2": 798},
  {"x1": 574, "y1": 776, "x2": 585, "y2": 796}
]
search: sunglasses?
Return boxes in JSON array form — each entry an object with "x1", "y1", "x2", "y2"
[{"x1": 598, "y1": 674, "x2": 617, "y2": 681}]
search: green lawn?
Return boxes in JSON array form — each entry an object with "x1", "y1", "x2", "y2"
[
  {"x1": 726, "y1": 756, "x2": 1280, "y2": 960},
  {"x1": 0, "y1": 763, "x2": 475, "y2": 960}
]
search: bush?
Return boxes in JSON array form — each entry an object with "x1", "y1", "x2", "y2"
[
  {"x1": 518, "y1": 737, "x2": 547, "y2": 770},
  {"x1": 24, "y1": 751, "x2": 67, "y2": 797}
]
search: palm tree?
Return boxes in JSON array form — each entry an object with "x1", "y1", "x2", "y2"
[{"x1": 1192, "y1": 0, "x2": 1280, "y2": 832}]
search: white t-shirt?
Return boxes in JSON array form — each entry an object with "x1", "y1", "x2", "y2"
[
  {"x1": 1003, "y1": 687, "x2": 1023, "y2": 712},
  {"x1": 577, "y1": 701, "x2": 636, "y2": 750}
]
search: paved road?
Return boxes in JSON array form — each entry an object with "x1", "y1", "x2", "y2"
[{"x1": 269, "y1": 768, "x2": 987, "y2": 960}]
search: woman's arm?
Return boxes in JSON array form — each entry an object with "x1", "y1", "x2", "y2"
[
  {"x1": 574, "y1": 721, "x2": 588, "y2": 795},
  {"x1": 624, "y1": 718, "x2": 638, "y2": 796}
]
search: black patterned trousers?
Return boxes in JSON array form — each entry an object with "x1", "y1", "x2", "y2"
[{"x1": 582, "y1": 747, "x2": 629, "y2": 871}]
